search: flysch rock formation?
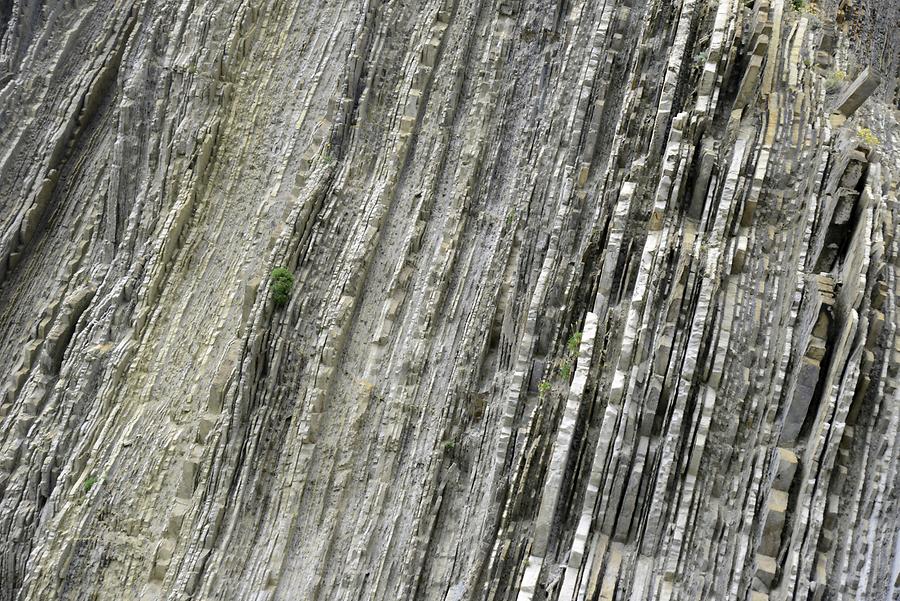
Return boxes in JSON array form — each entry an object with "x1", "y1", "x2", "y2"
[{"x1": 0, "y1": 0, "x2": 898, "y2": 599}]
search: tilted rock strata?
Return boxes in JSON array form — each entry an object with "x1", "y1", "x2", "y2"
[{"x1": 0, "y1": 0, "x2": 898, "y2": 600}]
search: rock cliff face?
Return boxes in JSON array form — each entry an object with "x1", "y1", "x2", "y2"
[{"x1": 1, "y1": 0, "x2": 898, "y2": 599}]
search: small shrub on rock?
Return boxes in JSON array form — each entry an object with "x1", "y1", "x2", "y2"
[{"x1": 270, "y1": 267, "x2": 294, "y2": 308}]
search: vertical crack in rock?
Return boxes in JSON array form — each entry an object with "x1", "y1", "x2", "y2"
[{"x1": 0, "y1": 0, "x2": 898, "y2": 600}]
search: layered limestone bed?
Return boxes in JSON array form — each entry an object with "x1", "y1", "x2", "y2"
[{"x1": 1, "y1": 0, "x2": 899, "y2": 599}]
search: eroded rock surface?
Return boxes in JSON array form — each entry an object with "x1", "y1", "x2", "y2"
[{"x1": 0, "y1": 0, "x2": 898, "y2": 600}]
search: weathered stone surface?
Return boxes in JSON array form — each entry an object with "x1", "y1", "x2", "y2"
[{"x1": 0, "y1": 1, "x2": 898, "y2": 600}]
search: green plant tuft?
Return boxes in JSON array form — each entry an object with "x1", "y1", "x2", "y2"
[
  {"x1": 270, "y1": 267, "x2": 294, "y2": 308},
  {"x1": 83, "y1": 475, "x2": 97, "y2": 494},
  {"x1": 793, "y1": 0, "x2": 822, "y2": 16},
  {"x1": 857, "y1": 127, "x2": 880, "y2": 147},
  {"x1": 538, "y1": 379, "x2": 552, "y2": 397},
  {"x1": 505, "y1": 208, "x2": 516, "y2": 229},
  {"x1": 825, "y1": 69, "x2": 846, "y2": 92},
  {"x1": 567, "y1": 332, "x2": 583, "y2": 356}
]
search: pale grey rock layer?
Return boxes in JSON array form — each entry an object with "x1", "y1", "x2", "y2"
[{"x1": 0, "y1": 0, "x2": 898, "y2": 600}]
